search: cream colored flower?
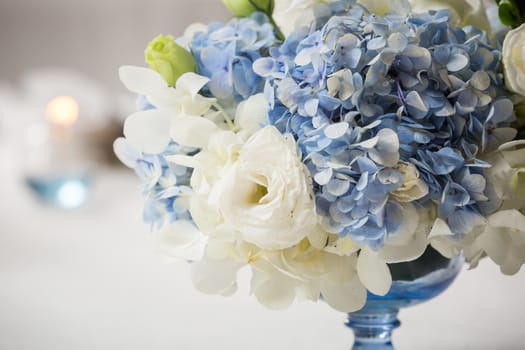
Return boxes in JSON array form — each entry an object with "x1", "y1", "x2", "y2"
[
  {"x1": 391, "y1": 161, "x2": 429, "y2": 202},
  {"x1": 171, "y1": 125, "x2": 317, "y2": 250},
  {"x1": 273, "y1": 0, "x2": 331, "y2": 37},
  {"x1": 503, "y1": 24, "x2": 525, "y2": 97},
  {"x1": 250, "y1": 239, "x2": 367, "y2": 312}
]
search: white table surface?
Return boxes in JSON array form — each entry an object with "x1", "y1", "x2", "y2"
[{"x1": 0, "y1": 147, "x2": 524, "y2": 350}]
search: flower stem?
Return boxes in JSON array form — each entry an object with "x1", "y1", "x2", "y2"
[{"x1": 213, "y1": 103, "x2": 239, "y2": 132}]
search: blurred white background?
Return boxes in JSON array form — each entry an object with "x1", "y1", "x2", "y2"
[{"x1": 0, "y1": 1, "x2": 524, "y2": 349}]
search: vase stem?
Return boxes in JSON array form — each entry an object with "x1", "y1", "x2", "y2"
[{"x1": 345, "y1": 308, "x2": 400, "y2": 350}]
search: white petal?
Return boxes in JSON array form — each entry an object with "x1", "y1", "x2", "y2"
[
  {"x1": 488, "y1": 210, "x2": 525, "y2": 232},
  {"x1": 166, "y1": 154, "x2": 199, "y2": 169},
  {"x1": 235, "y1": 93, "x2": 268, "y2": 136},
  {"x1": 428, "y1": 218, "x2": 454, "y2": 239},
  {"x1": 384, "y1": 203, "x2": 419, "y2": 246},
  {"x1": 176, "y1": 72, "x2": 210, "y2": 96},
  {"x1": 357, "y1": 247, "x2": 392, "y2": 296},
  {"x1": 170, "y1": 116, "x2": 220, "y2": 148},
  {"x1": 113, "y1": 137, "x2": 141, "y2": 168},
  {"x1": 123, "y1": 109, "x2": 171, "y2": 154},
  {"x1": 430, "y1": 237, "x2": 461, "y2": 259},
  {"x1": 158, "y1": 220, "x2": 207, "y2": 261},
  {"x1": 380, "y1": 204, "x2": 428, "y2": 263},
  {"x1": 252, "y1": 274, "x2": 297, "y2": 310},
  {"x1": 119, "y1": 65, "x2": 167, "y2": 96},
  {"x1": 307, "y1": 225, "x2": 329, "y2": 250},
  {"x1": 190, "y1": 259, "x2": 242, "y2": 296},
  {"x1": 321, "y1": 275, "x2": 367, "y2": 312}
]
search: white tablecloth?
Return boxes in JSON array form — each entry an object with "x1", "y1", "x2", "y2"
[{"x1": 0, "y1": 156, "x2": 524, "y2": 349}]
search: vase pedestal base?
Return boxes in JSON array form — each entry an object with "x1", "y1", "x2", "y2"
[{"x1": 345, "y1": 308, "x2": 400, "y2": 350}]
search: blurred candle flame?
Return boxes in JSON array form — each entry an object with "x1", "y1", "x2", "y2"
[{"x1": 46, "y1": 96, "x2": 79, "y2": 127}]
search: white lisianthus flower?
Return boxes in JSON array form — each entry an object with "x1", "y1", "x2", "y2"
[
  {"x1": 503, "y1": 24, "x2": 525, "y2": 97},
  {"x1": 171, "y1": 125, "x2": 317, "y2": 250}
]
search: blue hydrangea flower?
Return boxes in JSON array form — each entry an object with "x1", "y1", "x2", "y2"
[
  {"x1": 116, "y1": 138, "x2": 196, "y2": 231},
  {"x1": 254, "y1": 3, "x2": 517, "y2": 248},
  {"x1": 188, "y1": 12, "x2": 279, "y2": 108}
]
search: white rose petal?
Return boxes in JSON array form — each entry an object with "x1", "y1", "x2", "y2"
[
  {"x1": 503, "y1": 24, "x2": 525, "y2": 96},
  {"x1": 191, "y1": 125, "x2": 317, "y2": 250}
]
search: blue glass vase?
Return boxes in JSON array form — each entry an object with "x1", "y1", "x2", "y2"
[{"x1": 345, "y1": 248, "x2": 464, "y2": 349}]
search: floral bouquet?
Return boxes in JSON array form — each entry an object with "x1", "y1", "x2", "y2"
[{"x1": 114, "y1": 0, "x2": 525, "y2": 313}]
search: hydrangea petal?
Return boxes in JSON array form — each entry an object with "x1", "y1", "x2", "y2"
[
  {"x1": 447, "y1": 54, "x2": 469, "y2": 72},
  {"x1": 324, "y1": 122, "x2": 349, "y2": 139},
  {"x1": 357, "y1": 247, "x2": 392, "y2": 296}
]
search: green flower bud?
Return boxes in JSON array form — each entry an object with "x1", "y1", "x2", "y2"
[
  {"x1": 222, "y1": 0, "x2": 274, "y2": 17},
  {"x1": 144, "y1": 34, "x2": 196, "y2": 87}
]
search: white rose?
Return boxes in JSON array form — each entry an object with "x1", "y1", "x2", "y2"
[
  {"x1": 503, "y1": 24, "x2": 525, "y2": 97},
  {"x1": 208, "y1": 126, "x2": 317, "y2": 249},
  {"x1": 273, "y1": 0, "x2": 330, "y2": 37},
  {"x1": 173, "y1": 125, "x2": 317, "y2": 250}
]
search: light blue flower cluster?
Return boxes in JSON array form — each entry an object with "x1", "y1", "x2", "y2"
[
  {"x1": 188, "y1": 12, "x2": 279, "y2": 107},
  {"x1": 254, "y1": 4, "x2": 516, "y2": 249},
  {"x1": 119, "y1": 139, "x2": 196, "y2": 231}
]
